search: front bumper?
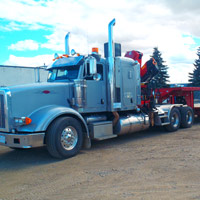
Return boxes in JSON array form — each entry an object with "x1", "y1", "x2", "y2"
[{"x1": 0, "y1": 132, "x2": 45, "y2": 148}]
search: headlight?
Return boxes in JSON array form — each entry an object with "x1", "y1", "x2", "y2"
[{"x1": 14, "y1": 117, "x2": 32, "y2": 126}]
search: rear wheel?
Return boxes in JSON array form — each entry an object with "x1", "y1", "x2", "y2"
[
  {"x1": 165, "y1": 107, "x2": 181, "y2": 132},
  {"x1": 180, "y1": 107, "x2": 194, "y2": 128},
  {"x1": 46, "y1": 116, "x2": 83, "y2": 159}
]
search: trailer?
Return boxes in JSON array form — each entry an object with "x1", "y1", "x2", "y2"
[
  {"x1": 156, "y1": 87, "x2": 200, "y2": 117},
  {"x1": 0, "y1": 19, "x2": 195, "y2": 159}
]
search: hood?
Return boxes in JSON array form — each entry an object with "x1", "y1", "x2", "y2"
[
  {"x1": 8, "y1": 82, "x2": 74, "y2": 117},
  {"x1": 8, "y1": 82, "x2": 70, "y2": 93}
]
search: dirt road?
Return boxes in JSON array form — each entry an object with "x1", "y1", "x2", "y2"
[{"x1": 1, "y1": 122, "x2": 200, "y2": 200}]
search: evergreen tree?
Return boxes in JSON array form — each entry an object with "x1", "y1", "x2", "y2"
[
  {"x1": 151, "y1": 47, "x2": 169, "y2": 88},
  {"x1": 188, "y1": 47, "x2": 200, "y2": 86}
]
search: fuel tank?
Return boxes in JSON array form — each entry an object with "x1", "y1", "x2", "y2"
[{"x1": 115, "y1": 113, "x2": 149, "y2": 135}]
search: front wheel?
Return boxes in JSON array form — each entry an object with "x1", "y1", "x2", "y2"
[
  {"x1": 46, "y1": 117, "x2": 83, "y2": 159},
  {"x1": 165, "y1": 107, "x2": 181, "y2": 132}
]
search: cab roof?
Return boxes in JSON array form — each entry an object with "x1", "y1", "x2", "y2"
[{"x1": 47, "y1": 56, "x2": 84, "y2": 70}]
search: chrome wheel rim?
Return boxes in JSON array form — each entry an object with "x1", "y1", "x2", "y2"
[
  {"x1": 61, "y1": 126, "x2": 78, "y2": 151},
  {"x1": 186, "y1": 111, "x2": 193, "y2": 125},
  {"x1": 171, "y1": 113, "x2": 179, "y2": 128}
]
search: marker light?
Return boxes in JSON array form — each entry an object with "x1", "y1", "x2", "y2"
[
  {"x1": 92, "y1": 47, "x2": 99, "y2": 54},
  {"x1": 25, "y1": 117, "x2": 32, "y2": 125}
]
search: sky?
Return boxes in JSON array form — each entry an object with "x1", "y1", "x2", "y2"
[{"x1": 0, "y1": 0, "x2": 200, "y2": 83}]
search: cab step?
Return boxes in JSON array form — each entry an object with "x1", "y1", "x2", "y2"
[
  {"x1": 94, "y1": 134, "x2": 117, "y2": 141},
  {"x1": 89, "y1": 121, "x2": 116, "y2": 141}
]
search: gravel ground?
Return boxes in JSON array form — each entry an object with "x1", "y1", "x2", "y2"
[{"x1": 0, "y1": 121, "x2": 200, "y2": 200}]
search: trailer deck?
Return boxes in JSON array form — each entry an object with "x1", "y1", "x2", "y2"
[{"x1": 156, "y1": 87, "x2": 200, "y2": 116}]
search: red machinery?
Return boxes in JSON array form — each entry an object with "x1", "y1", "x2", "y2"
[
  {"x1": 125, "y1": 50, "x2": 200, "y2": 117},
  {"x1": 125, "y1": 50, "x2": 143, "y2": 66},
  {"x1": 125, "y1": 50, "x2": 159, "y2": 83},
  {"x1": 125, "y1": 50, "x2": 159, "y2": 109}
]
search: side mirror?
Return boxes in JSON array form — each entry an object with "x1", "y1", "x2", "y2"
[
  {"x1": 93, "y1": 73, "x2": 101, "y2": 81},
  {"x1": 85, "y1": 56, "x2": 97, "y2": 76},
  {"x1": 89, "y1": 56, "x2": 97, "y2": 75}
]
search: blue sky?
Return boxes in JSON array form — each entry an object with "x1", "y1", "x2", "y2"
[
  {"x1": 0, "y1": 0, "x2": 200, "y2": 83},
  {"x1": 0, "y1": 24, "x2": 53, "y2": 61}
]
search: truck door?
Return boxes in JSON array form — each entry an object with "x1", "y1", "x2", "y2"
[{"x1": 84, "y1": 64, "x2": 107, "y2": 112}]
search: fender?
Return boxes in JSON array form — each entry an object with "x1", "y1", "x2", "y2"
[
  {"x1": 17, "y1": 105, "x2": 90, "y2": 139},
  {"x1": 157, "y1": 104, "x2": 183, "y2": 119}
]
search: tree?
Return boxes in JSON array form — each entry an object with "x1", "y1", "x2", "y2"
[
  {"x1": 150, "y1": 47, "x2": 169, "y2": 88},
  {"x1": 188, "y1": 47, "x2": 200, "y2": 86}
]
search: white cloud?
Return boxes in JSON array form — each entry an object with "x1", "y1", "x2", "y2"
[
  {"x1": 1, "y1": 0, "x2": 200, "y2": 83},
  {"x1": 4, "y1": 54, "x2": 53, "y2": 67},
  {"x1": 169, "y1": 63, "x2": 194, "y2": 83},
  {"x1": 0, "y1": 21, "x2": 48, "y2": 31},
  {"x1": 8, "y1": 40, "x2": 39, "y2": 51}
]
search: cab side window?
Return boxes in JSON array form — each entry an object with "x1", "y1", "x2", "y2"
[{"x1": 97, "y1": 64, "x2": 103, "y2": 80}]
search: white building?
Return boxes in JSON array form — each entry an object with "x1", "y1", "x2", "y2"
[{"x1": 0, "y1": 65, "x2": 48, "y2": 87}]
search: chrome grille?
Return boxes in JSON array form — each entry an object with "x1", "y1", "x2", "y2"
[{"x1": 0, "y1": 94, "x2": 5, "y2": 128}]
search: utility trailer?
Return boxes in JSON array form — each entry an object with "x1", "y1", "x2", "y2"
[{"x1": 0, "y1": 19, "x2": 194, "y2": 159}]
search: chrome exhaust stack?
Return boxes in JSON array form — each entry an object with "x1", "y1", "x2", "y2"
[
  {"x1": 108, "y1": 18, "x2": 116, "y2": 111},
  {"x1": 65, "y1": 32, "x2": 70, "y2": 55}
]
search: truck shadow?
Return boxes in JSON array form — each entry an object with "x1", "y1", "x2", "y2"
[
  {"x1": 90, "y1": 120, "x2": 200, "y2": 151},
  {"x1": 90, "y1": 126, "x2": 169, "y2": 150},
  {"x1": 0, "y1": 128, "x2": 167, "y2": 170},
  {"x1": 0, "y1": 120, "x2": 199, "y2": 170},
  {"x1": 0, "y1": 147, "x2": 60, "y2": 171}
]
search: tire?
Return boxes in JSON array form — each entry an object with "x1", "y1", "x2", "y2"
[
  {"x1": 180, "y1": 107, "x2": 194, "y2": 128},
  {"x1": 165, "y1": 107, "x2": 181, "y2": 132},
  {"x1": 46, "y1": 117, "x2": 83, "y2": 159}
]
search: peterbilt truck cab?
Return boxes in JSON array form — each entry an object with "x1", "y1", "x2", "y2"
[{"x1": 0, "y1": 19, "x2": 194, "y2": 158}]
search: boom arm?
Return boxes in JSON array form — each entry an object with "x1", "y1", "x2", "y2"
[{"x1": 125, "y1": 50, "x2": 159, "y2": 83}]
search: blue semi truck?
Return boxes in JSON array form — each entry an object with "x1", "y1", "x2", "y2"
[{"x1": 0, "y1": 19, "x2": 193, "y2": 158}]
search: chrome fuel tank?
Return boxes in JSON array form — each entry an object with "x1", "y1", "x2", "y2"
[{"x1": 115, "y1": 113, "x2": 149, "y2": 135}]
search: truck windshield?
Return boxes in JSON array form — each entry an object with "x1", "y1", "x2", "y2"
[{"x1": 47, "y1": 65, "x2": 80, "y2": 82}]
